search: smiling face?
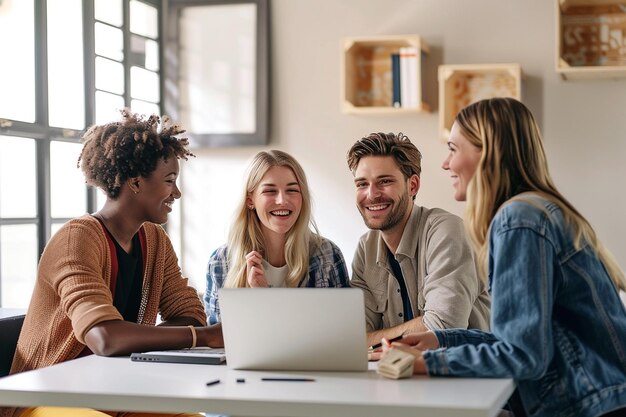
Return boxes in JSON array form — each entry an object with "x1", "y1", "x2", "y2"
[
  {"x1": 353, "y1": 156, "x2": 418, "y2": 233},
  {"x1": 248, "y1": 165, "x2": 303, "y2": 241},
  {"x1": 134, "y1": 157, "x2": 181, "y2": 224},
  {"x1": 442, "y1": 122, "x2": 482, "y2": 201}
]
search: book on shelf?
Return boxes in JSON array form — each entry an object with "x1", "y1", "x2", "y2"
[
  {"x1": 391, "y1": 53, "x2": 401, "y2": 108},
  {"x1": 399, "y1": 46, "x2": 418, "y2": 108}
]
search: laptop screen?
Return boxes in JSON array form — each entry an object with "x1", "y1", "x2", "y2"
[{"x1": 219, "y1": 288, "x2": 368, "y2": 371}]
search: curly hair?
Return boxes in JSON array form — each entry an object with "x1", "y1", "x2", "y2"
[{"x1": 77, "y1": 109, "x2": 194, "y2": 198}]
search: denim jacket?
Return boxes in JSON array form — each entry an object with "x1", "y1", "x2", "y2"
[{"x1": 423, "y1": 194, "x2": 626, "y2": 417}]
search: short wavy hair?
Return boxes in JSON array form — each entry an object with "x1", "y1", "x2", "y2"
[
  {"x1": 77, "y1": 109, "x2": 194, "y2": 198},
  {"x1": 346, "y1": 132, "x2": 422, "y2": 200},
  {"x1": 346, "y1": 132, "x2": 422, "y2": 179}
]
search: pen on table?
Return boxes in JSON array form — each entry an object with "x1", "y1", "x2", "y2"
[
  {"x1": 370, "y1": 335, "x2": 403, "y2": 350},
  {"x1": 206, "y1": 379, "x2": 220, "y2": 386},
  {"x1": 261, "y1": 378, "x2": 316, "y2": 382}
]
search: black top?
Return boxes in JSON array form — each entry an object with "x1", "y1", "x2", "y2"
[
  {"x1": 110, "y1": 231, "x2": 144, "y2": 322},
  {"x1": 387, "y1": 250, "x2": 414, "y2": 322}
]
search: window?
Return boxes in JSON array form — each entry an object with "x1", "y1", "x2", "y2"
[
  {"x1": 165, "y1": 0, "x2": 269, "y2": 147},
  {"x1": 0, "y1": 0, "x2": 162, "y2": 308}
]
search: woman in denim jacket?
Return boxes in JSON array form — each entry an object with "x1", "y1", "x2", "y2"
[{"x1": 380, "y1": 98, "x2": 626, "y2": 417}]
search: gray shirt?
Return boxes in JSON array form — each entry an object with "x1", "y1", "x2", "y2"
[{"x1": 351, "y1": 205, "x2": 490, "y2": 332}]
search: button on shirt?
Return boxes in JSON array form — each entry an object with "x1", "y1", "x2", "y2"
[
  {"x1": 387, "y1": 249, "x2": 413, "y2": 322},
  {"x1": 350, "y1": 204, "x2": 491, "y2": 332}
]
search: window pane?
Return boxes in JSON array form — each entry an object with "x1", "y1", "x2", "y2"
[
  {"x1": 50, "y1": 141, "x2": 86, "y2": 218},
  {"x1": 95, "y1": 22, "x2": 124, "y2": 62},
  {"x1": 95, "y1": 91, "x2": 124, "y2": 125},
  {"x1": 130, "y1": 0, "x2": 158, "y2": 39},
  {"x1": 179, "y1": 4, "x2": 256, "y2": 134},
  {"x1": 1, "y1": 224, "x2": 38, "y2": 308},
  {"x1": 0, "y1": 137, "x2": 36, "y2": 218},
  {"x1": 51, "y1": 222, "x2": 64, "y2": 238},
  {"x1": 131, "y1": 66, "x2": 160, "y2": 102},
  {"x1": 0, "y1": 0, "x2": 35, "y2": 123},
  {"x1": 96, "y1": 57, "x2": 125, "y2": 95},
  {"x1": 131, "y1": 34, "x2": 159, "y2": 71},
  {"x1": 96, "y1": 189, "x2": 107, "y2": 211},
  {"x1": 131, "y1": 99, "x2": 159, "y2": 118},
  {"x1": 48, "y1": 0, "x2": 85, "y2": 130},
  {"x1": 95, "y1": 0, "x2": 122, "y2": 27}
]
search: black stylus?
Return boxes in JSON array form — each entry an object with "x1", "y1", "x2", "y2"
[
  {"x1": 370, "y1": 335, "x2": 403, "y2": 350},
  {"x1": 261, "y1": 378, "x2": 315, "y2": 382}
]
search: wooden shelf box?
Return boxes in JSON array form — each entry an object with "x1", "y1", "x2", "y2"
[
  {"x1": 341, "y1": 35, "x2": 430, "y2": 114},
  {"x1": 438, "y1": 64, "x2": 522, "y2": 141},
  {"x1": 556, "y1": 0, "x2": 626, "y2": 80}
]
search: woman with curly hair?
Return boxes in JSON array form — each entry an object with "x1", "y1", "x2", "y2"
[
  {"x1": 204, "y1": 150, "x2": 349, "y2": 325},
  {"x1": 3, "y1": 110, "x2": 222, "y2": 417}
]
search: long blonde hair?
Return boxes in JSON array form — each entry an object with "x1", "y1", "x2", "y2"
[
  {"x1": 224, "y1": 150, "x2": 320, "y2": 288},
  {"x1": 457, "y1": 97, "x2": 625, "y2": 292}
]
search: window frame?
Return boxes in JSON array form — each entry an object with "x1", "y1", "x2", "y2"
[
  {"x1": 164, "y1": 0, "x2": 269, "y2": 147},
  {"x1": 0, "y1": 0, "x2": 162, "y2": 307}
]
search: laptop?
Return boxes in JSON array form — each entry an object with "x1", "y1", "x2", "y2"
[
  {"x1": 219, "y1": 288, "x2": 368, "y2": 371},
  {"x1": 130, "y1": 347, "x2": 226, "y2": 365}
]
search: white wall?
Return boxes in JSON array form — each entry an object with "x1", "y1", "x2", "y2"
[{"x1": 178, "y1": 0, "x2": 626, "y2": 291}]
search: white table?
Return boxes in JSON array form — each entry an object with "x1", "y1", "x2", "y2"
[{"x1": 0, "y1": 355, "x2": 515, "y2": 417}]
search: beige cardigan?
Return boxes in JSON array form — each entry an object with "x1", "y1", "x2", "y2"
[
  {"x1": 8, "y1": 214, "x2": 206, "y2": 376},
  {"x1": 351, "y1": 205, "x2": 491, "y2": 332}
]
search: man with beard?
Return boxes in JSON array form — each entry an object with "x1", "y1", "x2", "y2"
[{"x1": 347, "y1": 132, "x2": 490, "y2": 348}]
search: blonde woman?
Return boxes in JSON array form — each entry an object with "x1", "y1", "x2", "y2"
[
  {"x1": 380, "y1": 98, "x2": 626, "y2": 417},
  {"x1": 204, "y1": 150, "x2": 349, "y2": 324}
]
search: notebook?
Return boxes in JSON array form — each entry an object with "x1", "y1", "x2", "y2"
[
  {"x1": 130, "y1": 347, "x2": 226, "y2": 365},
  {"x1": 219, "y1": 287, "x2": 368, "y2": 371}
]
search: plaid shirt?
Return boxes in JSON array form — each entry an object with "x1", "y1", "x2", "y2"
[{"x1": 204, "y1": 236, "x2": 349, "y2": 324}]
